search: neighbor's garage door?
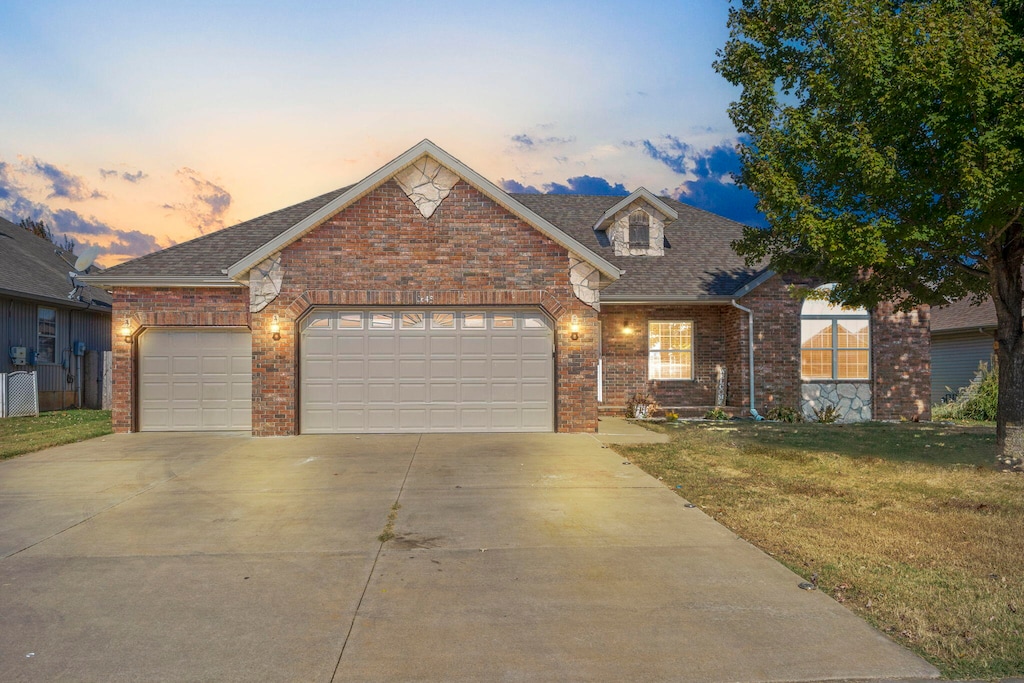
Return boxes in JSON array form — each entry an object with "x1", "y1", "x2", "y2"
[
  {"x1": 301, "y1": 309, "x2": 554, "y2": 433},
  {"x1": 138, "y1": 329, "x2": 252, "y2": 431}
]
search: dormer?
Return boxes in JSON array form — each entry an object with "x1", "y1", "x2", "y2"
[{"x1": 593, "y1": 188, "x2": 677, "y2": 256}]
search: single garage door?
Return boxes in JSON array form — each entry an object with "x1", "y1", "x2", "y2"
[
  {"x1": 301, "y1": 309, "x2": 554, "y2": 433},
  {"x1": 138, "y1": 329, "x2": 252, "y2": 431}
]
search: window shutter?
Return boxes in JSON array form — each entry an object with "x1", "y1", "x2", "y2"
[{"x1": 628, "y1": 211, "x2": 650, "y2": 247}]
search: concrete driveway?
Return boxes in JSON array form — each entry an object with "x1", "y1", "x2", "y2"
[{"x1": 0, "y1": 431, "x2": 937, "y2": 682}]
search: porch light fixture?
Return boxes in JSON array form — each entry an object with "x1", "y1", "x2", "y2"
[
  {"x1": 270, "y1": 314, "x2": 281, "y2": 341},
  {"x1": 623, "y1": 320, "x2": 634, "y2": 335},
  {"x1": 120, "y1": 317, "x2": 133, "y2": 343},
  {"x1": 570, "y1": 314, "x2": 580, "y2": 341}
]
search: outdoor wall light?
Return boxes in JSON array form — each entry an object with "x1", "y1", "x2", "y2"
[
  {"x1": 570, "y1": 314, "x2": 580, "y2": 341},
  {"x1": 623, "y1": 320, "x2": 634, "y2": 335},
  {"x1": 270, "y1": 314, "x2": 281, "y2": 341},
  {"x1": 120, "y1": 317, "x2": 133, "y2": 343}
]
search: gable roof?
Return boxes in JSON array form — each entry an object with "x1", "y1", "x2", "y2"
[
  {"x1": 512, "y1": 194, "x2": 767, "y2": 301},
  {"x1": 88, "y1": 140, "x2": 621, "y2": 287},
  {"x1": 592, "y1": 188, "x2": 678, "y2": 231},
  {"x1": 85, "y1": 141, "x2": 769, "y2": 301},
  {"x1": 0, "y1": 216, "x2": 112, "y2": 310}
]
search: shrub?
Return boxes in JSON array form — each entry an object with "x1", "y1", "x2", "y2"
[
  {"x1": 704, "y1": 407, "x2": 729, "y2": 421},
  {"x1": 665, "y1": 411, "x2": 680, "y2": 422},
  {"x1": 933, "y1": 361, "x2": 998, "y2": 422},
  {"x1": 812, "y1": 403, "x2": 841, "y2": 424},
  {"x1": 765, "y1": 406, "x2": 804, "y2": 423}
]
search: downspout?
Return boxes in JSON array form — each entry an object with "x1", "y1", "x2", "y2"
[{"x1": 731, "y1": 300, "x2": 762, "y2": 420}]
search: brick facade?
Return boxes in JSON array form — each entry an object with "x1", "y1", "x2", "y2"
[
  {"x1": 111, "y1": 180, "x2": 598, "y2": 434},
  {"x1": 111, "y1": 287, "x2": 250, "y2": 432},
  {"x1": 600, "y1": 305, "x2": 737, "y2": 411},
  {"x1": 111, "y1": 183, "x2": 930, "y2": 433},
  {"x1": 872, "y1": 302, "x2": 931, "y2": 420},
  {"x1": 598, "y1": 274, "x2": 931, "y2": 421}
]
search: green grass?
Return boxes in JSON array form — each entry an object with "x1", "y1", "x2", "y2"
[
  {"x1": 0, "y1": 409, "x2": 112, "y2": 459},
  {"x1": 615, "y1": 421, "x2": 1022, "y2": 680}
]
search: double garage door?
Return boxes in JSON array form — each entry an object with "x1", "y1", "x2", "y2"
[
  {"x1": 136, "y1": 309, "x2": 554, "y2": 433},
  {"x1": 301, "y1": 309, "x2": 555, "y2": 433}
]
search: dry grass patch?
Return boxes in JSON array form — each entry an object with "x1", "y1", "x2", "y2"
[
  {"x1": 615, "y1": 421, "x2": 1022, "y2": 680},
  {"x1": 0, "y1": 409, "x2": 112, "y2": 460}
]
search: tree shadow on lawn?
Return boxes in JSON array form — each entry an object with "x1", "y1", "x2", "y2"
[{"x1": 716, "y1": 421, "x2": 997, "y2": 467}]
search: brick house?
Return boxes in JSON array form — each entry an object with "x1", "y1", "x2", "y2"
[{"x1": 85, "y1": 140, "x2": 930, "y2": 435}]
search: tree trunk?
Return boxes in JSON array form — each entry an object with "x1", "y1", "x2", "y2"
[{"x1": 990, "y1": 220, "x2": 1024, "y2": 469}]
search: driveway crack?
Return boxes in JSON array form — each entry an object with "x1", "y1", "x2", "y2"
[{"x1": 330, "y1": 433, "x2": 421, "y2": 682}]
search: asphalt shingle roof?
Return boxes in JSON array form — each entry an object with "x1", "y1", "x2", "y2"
[
  {"x1": 511, "y1": 194, "x2": 765, "y2": 299},
  {"x1": 99, "y1": 186, "x2": 352, "y2": 278},
  {"x1": 0, "y1": 216, "x2": 112, "y2": 308},
  {"x1": 98, "y1": 183, "x2": 765, "y2": 299},
  {"x1": 931, "y1": 296, "x2": 996, "y2": 333}
]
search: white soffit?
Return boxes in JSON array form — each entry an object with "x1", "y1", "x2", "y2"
[
  {"x1": 592, "y1": 187, "x2": 678, "y2": 231},
  {"x1": 226, "y1": 139, "x2": 622, "y2": 282}
]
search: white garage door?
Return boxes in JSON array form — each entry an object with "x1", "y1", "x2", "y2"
[
  {"x1": 139, "y1": 329, "x2": 252, "y2": 431},
  {"x1": 301, "y1": 309, "x2": 554, "y2": 433}
]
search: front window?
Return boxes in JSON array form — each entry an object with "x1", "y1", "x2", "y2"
[
  {"x1": 648, "y1": 321, "x2": 693, "y2": 380},
  {"x1": 628, "y1": 210, "x2": 650, "y2": 247},
  {"x1": 37, "y1": 306, "x2": 56, "y2": 363},
  {"x1": 800, "y1": 287, "x2": 870, "y2": 380}
]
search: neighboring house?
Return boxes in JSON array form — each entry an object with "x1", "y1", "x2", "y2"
[
  {"x1": 930, "y1": 296, "x2": 996, "y2": 404},
  {"x1": 0, "y1": 216, "x2": 112, "y2": 411},
  {"x1": 85, "y1": 140, "x2": 930, "y2": 435}
]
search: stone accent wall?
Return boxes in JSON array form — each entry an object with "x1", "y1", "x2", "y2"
[
  {"x1": 255, "y1": 179, "x2": 596, "y2": 435},
  {"x1": 605, "y1": 201, "x2": 667, "y2": 256},
  {"x1": 110, "y1": 287, "x2": 250, "y2": 433},
  {"x1": 249, "y1": 254, "x2": 283, "y2": 313},
  {"x1": 872, "y1": 302, "x2": 931, "y2": 420},
  {"x1": 801, "y1": 383, "x2": 873, "y2": 422},
  {"x1": 393, "y1": 156, "x2": 460, "y2": 219},
  {"x1": 569, "y1": 256, "x2": 600, "y2": 310},
  {"x1": 599, "y1": 305, "x2": 736, "y2": 411}
]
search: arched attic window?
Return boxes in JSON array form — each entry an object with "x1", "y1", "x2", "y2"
[
  {"x1": 800, "y1": 285, "x2": 871, "y2": 381},
  {"x1": 628, "y1": 210, "x2": 650, "y2": 248}
]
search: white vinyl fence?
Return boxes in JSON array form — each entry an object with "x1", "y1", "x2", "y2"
[{"x1": 0, "y1": 371, "x2": 40, "y2": 418}]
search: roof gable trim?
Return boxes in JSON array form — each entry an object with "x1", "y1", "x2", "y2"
[
  {"x1": 225, "y1": 140, "x2": 622, "y2": 281},
  {"x1": 592, "y1": 188, "x2": 678, "y2": 231}
]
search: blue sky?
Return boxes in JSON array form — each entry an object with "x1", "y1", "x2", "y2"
[{"x1": 0, "y1": 0, "x2": 764, "y2": 265}]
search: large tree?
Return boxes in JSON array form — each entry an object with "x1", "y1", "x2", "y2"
[{"x1": 716, "y1": 0, "x2": 1024, "y2": 465}]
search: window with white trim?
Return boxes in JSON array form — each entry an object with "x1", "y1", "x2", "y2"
[
  {"x1": 648, "y1": 321, "x2": 693, "y2": 380},
  {"x1": 800, "y1": 286, "x2": 870, "y2": 380},
  {"x1": 37, "y1": 306, "x2": 56, "y2": 363}
]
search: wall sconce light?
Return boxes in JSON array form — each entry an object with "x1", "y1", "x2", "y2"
[
  {"x1": 120, "y1": 317, "x2": 133, "y2": 343},
  {"x1": 270, "y1": 314, "x2": 281, "y2": 341},
  {"x1": 623, "y1": 320, "x2": 634, "y2": 335},
  {"x1": 570, "y1": 314, "x2": 580, "y2": 341}
]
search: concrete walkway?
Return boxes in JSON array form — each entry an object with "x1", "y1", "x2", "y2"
[
  {"x1": 593, "y1": 415, "x2": 671, "y2": 444},
  {"x1": 0, "y1": 432, "x2": 937, "y2": 682}
]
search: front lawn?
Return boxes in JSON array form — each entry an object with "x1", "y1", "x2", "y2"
[
  {"x1": 0, "y1": 409, "x2": 112, "y2": 460},
  {"x1": 614, "y1": 420, "x2": 1022, "y2": 680}
]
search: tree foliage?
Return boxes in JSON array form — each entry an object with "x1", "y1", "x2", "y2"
[
  {"x1": 716, "y1": 0, "x2": 1024, "y2": 461},
  {"x1": 20, "y1": 217, "x2": 75, "y2": 252}
]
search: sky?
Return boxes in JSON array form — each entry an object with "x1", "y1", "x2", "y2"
[{"x1": 0, "y1": 0, "x2": 765, "y2": 268}]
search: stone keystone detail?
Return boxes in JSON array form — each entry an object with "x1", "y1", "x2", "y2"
[
  {"x1": 394, "y1": 156, "x2": 460, "y2": 218},
  {"x1": 569, "y1": 256, "x2": 600, "y2": 311},
  {"x1": 250, "y1": 253, "x2": 283, "y2": 312}
]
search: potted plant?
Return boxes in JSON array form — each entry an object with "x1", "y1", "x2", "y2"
[{"x1": 625, "y1": 391, "x2": 659, "y2": 419}]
